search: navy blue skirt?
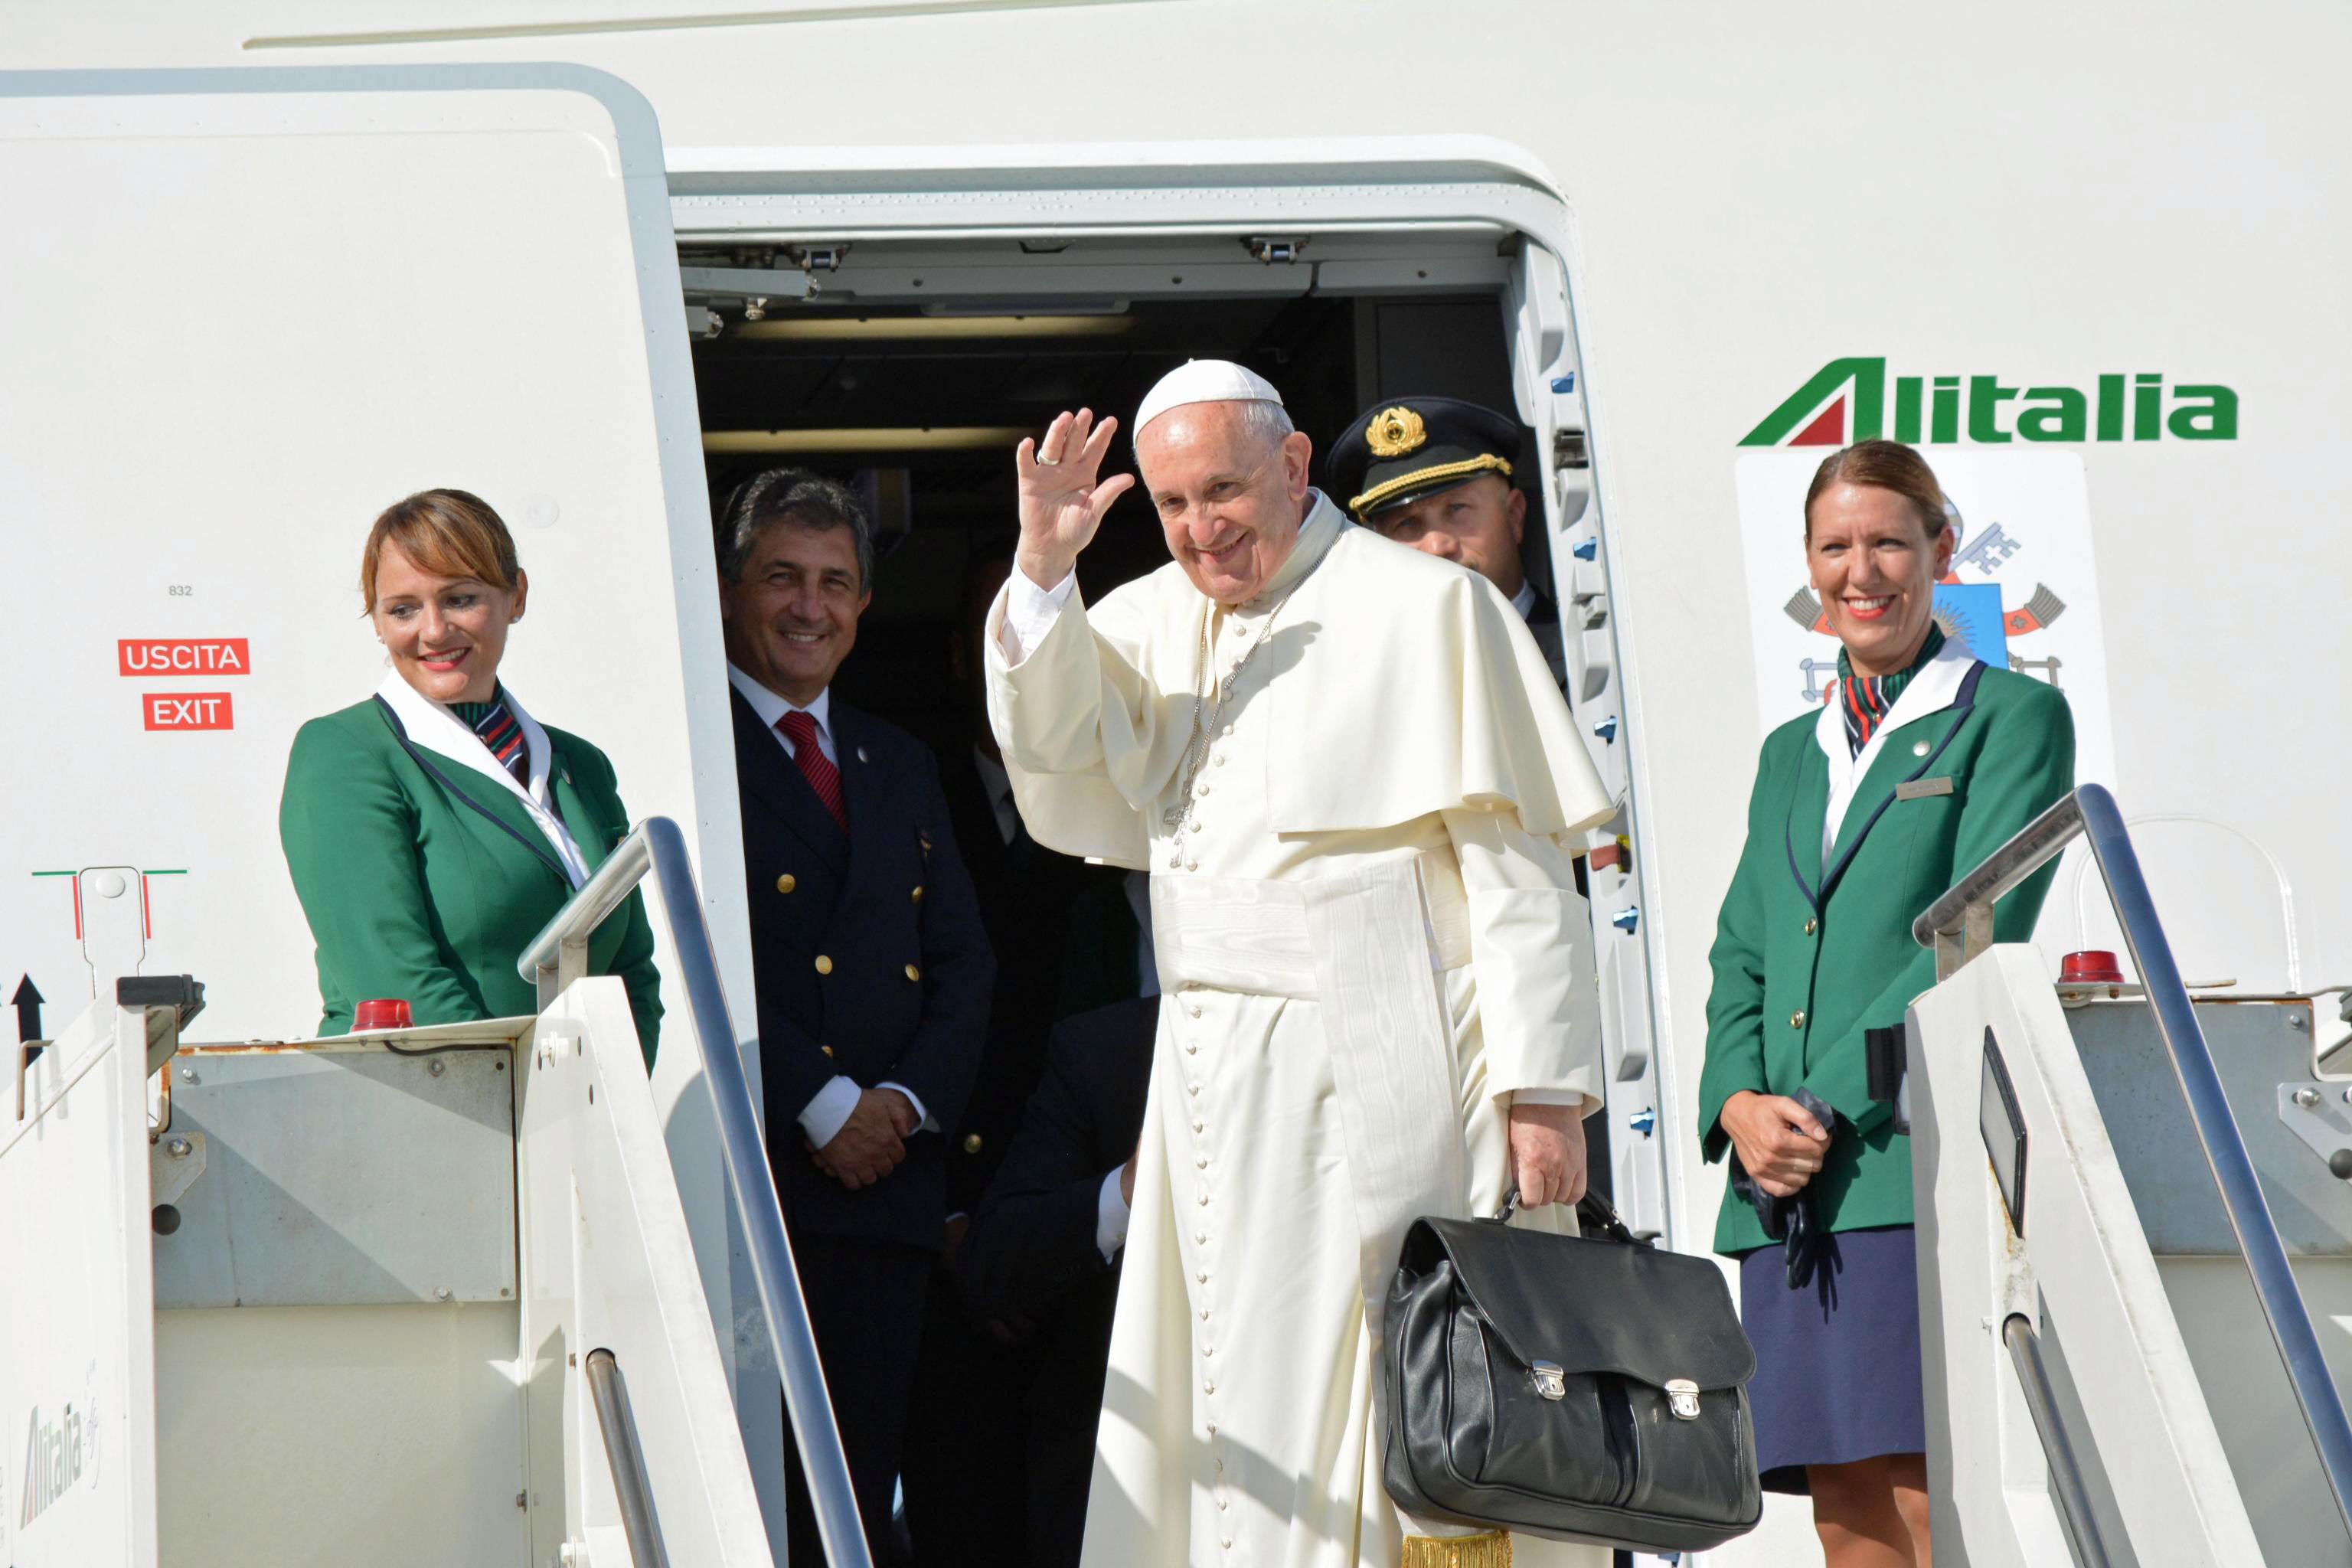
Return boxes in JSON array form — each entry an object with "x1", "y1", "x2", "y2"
[{"x1": 1738, "y1": 1223, "x2": 1927, "y2": 1493}]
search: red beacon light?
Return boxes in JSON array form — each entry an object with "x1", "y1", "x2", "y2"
[
  {"x1": 2060, "y1": 951, "x2": 2125, "y2": 985},
  {"x1": 352, "y1": 998, "x2": 413, "y2": 1031}
]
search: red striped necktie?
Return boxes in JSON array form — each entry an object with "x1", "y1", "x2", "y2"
[
  {"x1": 778, "y1": 710, "x2": 848, "y2": 830},
  {"x1": 472, "y1": 700, "x2": 531, "y2": 788}
]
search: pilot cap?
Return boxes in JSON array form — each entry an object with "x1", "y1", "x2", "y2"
[
  {"x1": 1133, "y1": 359, "x2": 1285, "y2": 436},
  {"x1": 1330, "y1": 395, "x2": 1524, "y2": 521}
]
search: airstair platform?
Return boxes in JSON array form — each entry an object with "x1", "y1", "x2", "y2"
[
  {"x1": 1907, "y1": 785, "x2": 2352, "y2": 1567},
  {"x1": 0, "y1": 819, "x2": 874, "y2": 1568}
]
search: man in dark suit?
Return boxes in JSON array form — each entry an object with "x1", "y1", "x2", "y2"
[
  {"x1": 900, "y1": 551, "x2": 1120, "y2": 1562},
  {"x1": 953, "y1": 997, "x2": 1158, "y2": 1568},
  {"x1": 719, "y1": 468, "x2": 994, "y2": 1564}
]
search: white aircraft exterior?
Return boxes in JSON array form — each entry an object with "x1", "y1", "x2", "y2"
[{"x1": 2, "y1": 4, "x2": 2346, "y2": 1564}]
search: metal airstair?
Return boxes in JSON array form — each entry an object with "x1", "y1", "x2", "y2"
[
  {"x1": 0, "y1": 818, "x2": 871, "y2": 1567},
  {"x1": 1906, "y1": 784, "x2": 2352, "y2": 1566}
]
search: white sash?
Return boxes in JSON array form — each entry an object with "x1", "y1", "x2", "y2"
[{"x1": 374, "y1": 672, "x2": 590, "y2": 887}]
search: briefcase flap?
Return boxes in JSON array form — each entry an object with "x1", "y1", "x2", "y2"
[{"x1": 1399, "y1": 1217, "x2": 1756, "y2": 1393}]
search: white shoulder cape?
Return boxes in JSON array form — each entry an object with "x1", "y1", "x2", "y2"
[{"x1": 995, "y1": 501, "x2": 1613, "y2": 865}]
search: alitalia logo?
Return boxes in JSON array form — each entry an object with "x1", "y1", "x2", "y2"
[
  {"x1": 1740, "y1": 357, "x2": 2239, "y2": 446},
  {"x1": 18, "y1": 1400, "x2": 88, "y2": 1529}
]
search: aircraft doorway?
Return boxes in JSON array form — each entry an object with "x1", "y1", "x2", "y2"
[{"x1": 685, "y1": 276, "x2": 1536, "y2": 755}]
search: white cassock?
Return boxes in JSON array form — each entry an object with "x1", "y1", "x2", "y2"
[{"x1": 986, "y1": 492, "x2": 1615, "y2": 1568}]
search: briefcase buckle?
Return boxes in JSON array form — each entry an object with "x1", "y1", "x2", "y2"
[
  {"x1": 1530, "y1": 1361, "x2": 1567, "y2": 1400},
  {"x1": 1665, "y1": 1378, "x2": 1701, "y2": 1420}
]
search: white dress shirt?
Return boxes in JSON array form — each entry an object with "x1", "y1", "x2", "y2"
[
  {"x1": 1511, "y1": 579, "x2": 1537, "y2": 620},
  {"x1": 728, "y1": 662, "x2": 838, "y2": 765},
  {"x1": 1097, "y1": 1167, "x2": 1131, "y2": 1260},
  {"x1": 727, "y1": 661, "x2": 933, "y2": 1148}
]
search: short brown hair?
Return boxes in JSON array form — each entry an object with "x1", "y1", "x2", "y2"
[
  {"x1": 1802, "y1": 439, "x2": 1951, "y2": 542},
  {"x1": 360, "y1": 489, "x2": 522, "y2": 612}
]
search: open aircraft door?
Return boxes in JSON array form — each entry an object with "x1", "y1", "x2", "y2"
[
  {"x1": 1504, "y1": 239, "x2": 1676, "y2": 1242},
  {"x1": 0, "y1": 66, "x2": 786, "y2": 1560}
]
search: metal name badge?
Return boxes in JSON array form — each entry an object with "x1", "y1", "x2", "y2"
[
  {"x1": 1530, "y1": 1361, "x2": 1567, "y2": 1400},
  {"x1": 1666, "y1": 1378, "x2": 1701, "y2": 1420}
]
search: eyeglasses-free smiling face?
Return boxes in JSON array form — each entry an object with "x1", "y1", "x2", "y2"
[
  {"x1": 720, "y1": 519, "x2": 870, "y2": 707},
  {"x1": 1135, "y1": 402, "x2": 1314, "y2": 606},
  {"x1": 1804, "y1": 481, "x2": 1955, "y2": 678},
  {"x1": 371, "y1": 541, "x2": 525, "y2": 705}
]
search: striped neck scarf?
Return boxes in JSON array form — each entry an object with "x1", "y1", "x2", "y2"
[
  {"x1": 452, "y1": 691, "x2": 531, "y2": 787},
  {"x1": 1837, "y1": 624, "x2": 1945, "y2": 758}
]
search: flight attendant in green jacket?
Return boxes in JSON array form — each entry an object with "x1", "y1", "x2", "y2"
[
  {"x1": 279, "y1": 489, "x2": 662, "y2": 1065},
  {"x1": 1698, "y1": 442, "x2": 2072, "y2": 1567}
]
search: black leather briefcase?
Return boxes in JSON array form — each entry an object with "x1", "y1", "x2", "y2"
[{"x1": 1381, "y1": 1197, "x2": 1762, "y2": 1553}]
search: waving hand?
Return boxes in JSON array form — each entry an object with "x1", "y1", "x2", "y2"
[{"x1": 1015, "y1": 408, "x2": 1136, "y2": 590}]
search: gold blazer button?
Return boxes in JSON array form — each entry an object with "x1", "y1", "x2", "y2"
[
  {"x1": 820, "y1": 1044, "x2": 835, "y2": 1058},
  {"x1": 962, "y1": 1133, "x2": 983, "y2": 1154},
  {"x1": 904, "y1": 964, "x2": 922, "y2": 983},
  {"x1": 1804, "y1": 917, "x2": 1817, "y2": 936},
  {"x1": 776, "y1": 873, "x2": 797, "y2": 895},
  {"x1": 1791, "y1": 1009, "x2": 1807, "y2": 1029},
  {"x1": 814, "y1": 955, "x2": 833, "y2": 975},
  {"x1": 911, "y1": 885, "x2": 925, "y2": 903}
]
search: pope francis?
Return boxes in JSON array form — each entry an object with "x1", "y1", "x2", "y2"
[{"x1": 985, "y1": 361, "x2": 1615, "y2": 1568}]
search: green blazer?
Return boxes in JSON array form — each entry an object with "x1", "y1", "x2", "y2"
[
  {"x1": 1697, "y1": 654, "x2": 2073, "y2": 1255},
  {"x1": 279, "y1": 694, "x2": 662, "y2": 1065}
]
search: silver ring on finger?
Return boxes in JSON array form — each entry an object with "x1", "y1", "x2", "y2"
[{"x1": 1034, "y1": 454, "x2": 1061, "y2": 466}]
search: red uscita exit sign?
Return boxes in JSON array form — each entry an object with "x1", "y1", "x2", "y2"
[
  {"x1": 143, "y1": 692, "x2": 234, "y2": 730},
  {"x1": 119, "y1": 638, "x2": 251, "y2": 675}
]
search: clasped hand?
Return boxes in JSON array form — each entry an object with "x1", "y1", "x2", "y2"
[
  {"x1": 808, "y1": 1087, "x2": 917, "y2": 1190},
  {"x1": 1719, "y1": 1089, "x2": 1830, "y2": 1197}
]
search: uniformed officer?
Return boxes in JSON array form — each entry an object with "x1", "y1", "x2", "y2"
[
  {"x1": 1330, "y1": 394, "x2": 1566, "y2": 689},
  {"x1": 718, "y1": 467, "x2": 994, "y2": 1564}
]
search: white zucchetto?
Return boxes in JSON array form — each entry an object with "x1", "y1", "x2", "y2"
[{"x1": 1132, "y1": 359, "x2": 1285, "y2": 435}]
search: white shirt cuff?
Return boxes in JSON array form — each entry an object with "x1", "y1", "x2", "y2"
[
  {"x1": 878, "y1": 1080, "x2": 936, "y2": 1132},
  {"x1": 1509, "y1": 1088, "x2": 1597, "y2": 1112},
  {"x1": 798, "y1": 1075, "x2": 862, "y2": 1147},
  {"x1": 1096, "y1": 1166, "x2": 1131, "y2": 1262},
  {"x1": 998, "y1": 568, "x2": 1076, "y2": 665}
]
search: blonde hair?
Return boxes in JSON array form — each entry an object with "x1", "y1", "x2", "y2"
[{"x1": 360, "y1": 489, "x2": 521, "y2": 612}]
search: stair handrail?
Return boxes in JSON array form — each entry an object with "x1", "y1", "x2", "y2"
[
  {"x1": 586, "y1": 1348, "x2": 663, "y2": 1566},
  {"x1": 521, "y1": 815, "x2": 871, "y2": 1568},
  {"x1": 1913, "y1": 782, "x2": 2352, "y2": 1539}
]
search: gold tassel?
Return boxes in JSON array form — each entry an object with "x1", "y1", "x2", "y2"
[{"x1": 1399, "y1": 1530, "x2": 1512, "y2": 1568}]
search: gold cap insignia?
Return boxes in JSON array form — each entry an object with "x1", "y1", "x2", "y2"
[{"x1": 1366, "y1": 405, "x2": 1428, "y2": 459}]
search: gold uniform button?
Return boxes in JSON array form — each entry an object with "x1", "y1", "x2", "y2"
[
  {"x1": 776, "y1": 874, "x2": 797, "y2": 894},
  {"x1": 1804, "y1": 917, "x2": 1818, "y2": 936},
  {"x1": 904, "y1": 964, "x2": 922, "y2": 983},
  {"x1": 820, "y1": 1045, "x2": 834, "y2": 1058},
  {"x1": 911, "y1": 885, "x2": 925, "y2": 904},
  {"x1": 1912, "y1": 739, "x2": 1932, "y2": 757},
  {"x1": 1791, "y1": 1009, "x2": 1807, "y2": 1029},
  {"x1": 962, "y1": 1132, "x2": 982, "y2": 1154},
  {"x1": 814, "y1": 955, "x2": 833, "y2": 975}
]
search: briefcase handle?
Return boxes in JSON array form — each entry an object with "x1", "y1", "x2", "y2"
[{"x1": 1491, "y1": 1185, "x2": 1647, "y2": 1248}]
